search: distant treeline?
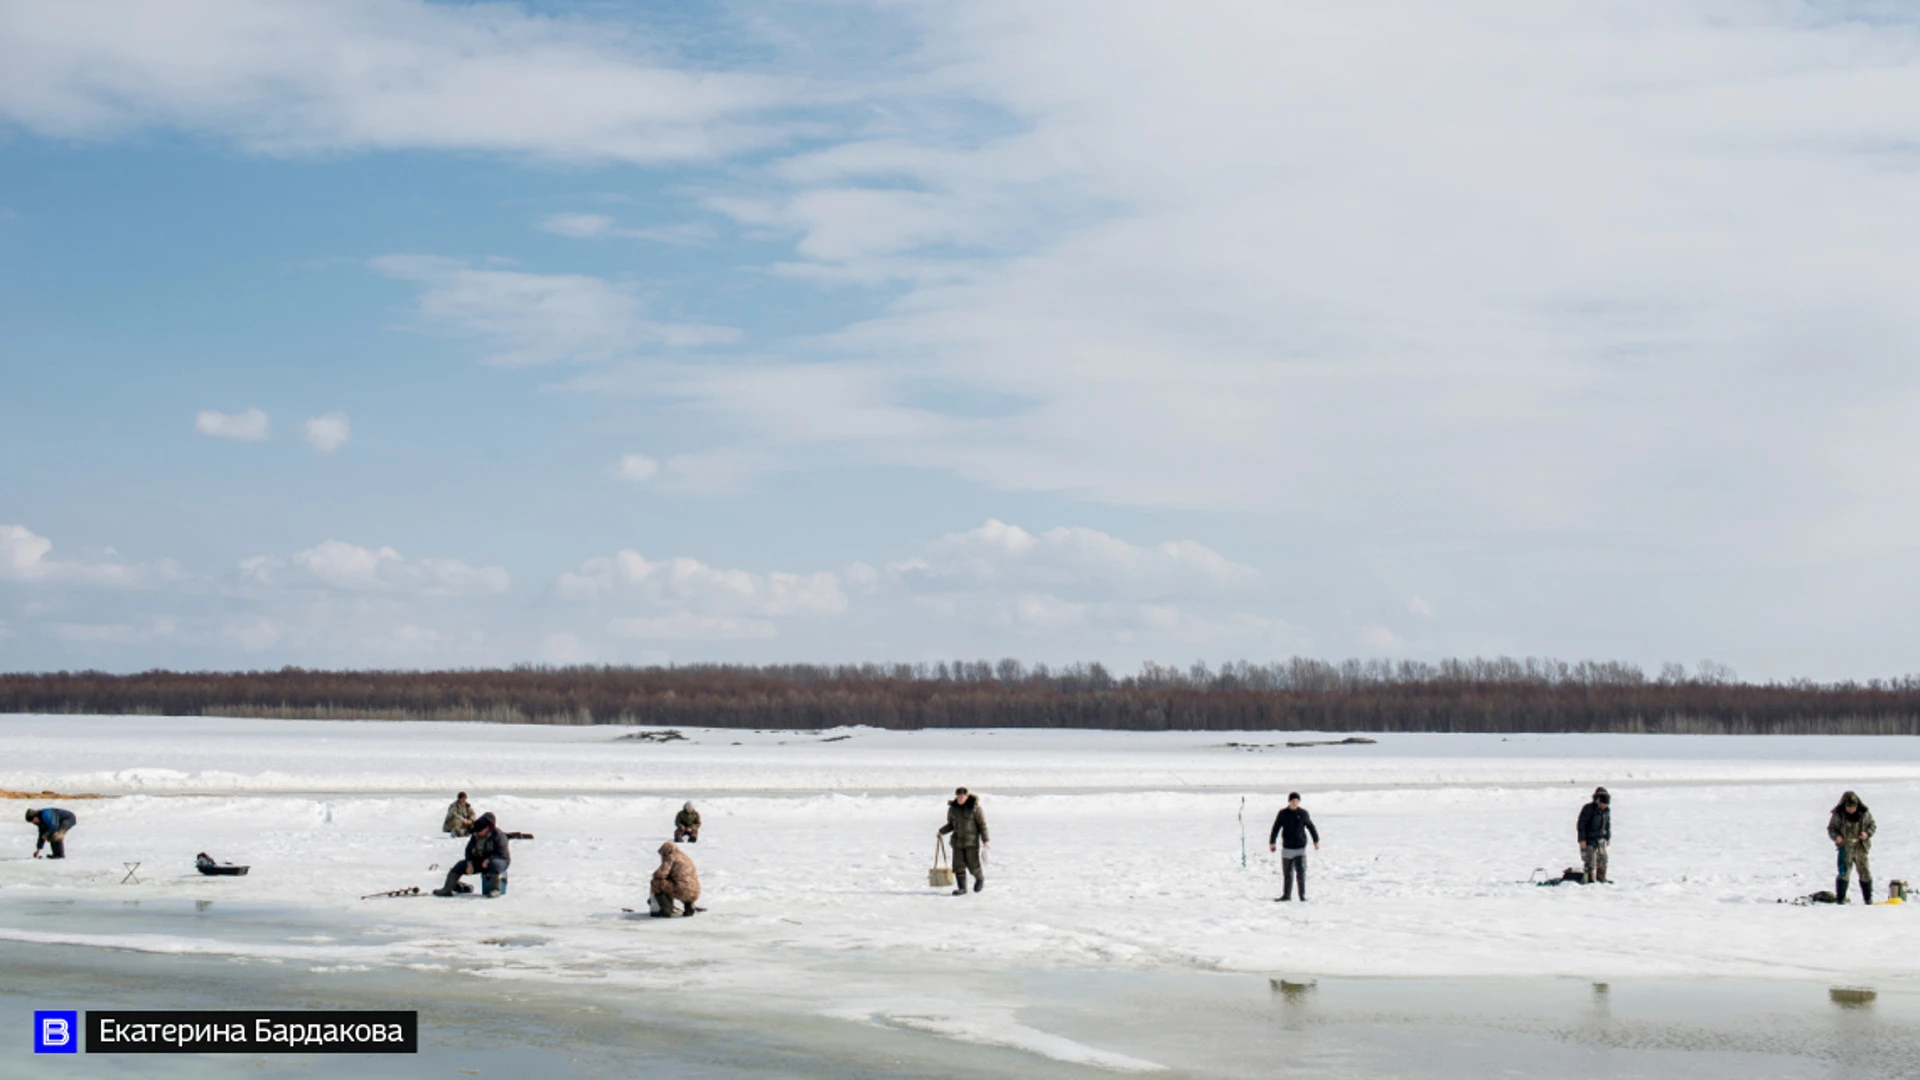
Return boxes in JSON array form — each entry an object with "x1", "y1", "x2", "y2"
[{"x1": 7, "y1": 657, "x2": 1920, "y2": 734}]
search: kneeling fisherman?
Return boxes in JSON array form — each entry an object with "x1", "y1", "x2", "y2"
[{"x1": 435, "y1": 812, "x2": 510, "y2": 897}]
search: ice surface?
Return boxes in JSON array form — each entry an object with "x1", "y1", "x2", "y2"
[{"x1": 4, "y1": 716, "x2": 1920, "y2": 1072}]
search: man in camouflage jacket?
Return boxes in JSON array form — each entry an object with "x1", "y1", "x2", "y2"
[
  {"x1": 1829, "y1": 791, "x2": 1876, "y2": 904},
  {"x1": 938, "y1": 787, "x2": 990, "y2": 895}
]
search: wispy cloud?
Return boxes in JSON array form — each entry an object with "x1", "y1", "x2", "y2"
[
  {"x1": 539, "y1": 212, "x2": 714, "y2": 245},
  {"x1": 195, "y1": 408, "x2": 270, "y2": 441},
  {"x1": 371, "y1": 255, "x2": 739, "y2": 366},
  {"x1": 0, "y1": 0, "x2": 802, "y2": 163}
]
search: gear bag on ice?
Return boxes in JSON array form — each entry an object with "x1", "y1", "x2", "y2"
[{"x1": 930, "y1": 837, "x2": 956, "y2": 889}]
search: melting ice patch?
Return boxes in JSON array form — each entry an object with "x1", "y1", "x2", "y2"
[{"x1": 828, "y1": 999, "x2": 1164, "y2": 1072}]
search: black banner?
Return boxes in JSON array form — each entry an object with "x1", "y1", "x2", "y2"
[{"x1": 85, "y1": 1011, "x2": 417, "y2": 1054}]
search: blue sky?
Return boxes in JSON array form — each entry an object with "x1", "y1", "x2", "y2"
[{"x1": 5, "y1": 0, "x2": 1920, "y2": 678}]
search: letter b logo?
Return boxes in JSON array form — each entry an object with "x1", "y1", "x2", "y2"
[{"x1": 34, "y1": 1011, "x2": 78, "y2": 1054}]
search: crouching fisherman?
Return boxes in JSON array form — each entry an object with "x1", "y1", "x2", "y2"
[
  {"x1": 674, "y1": 802, "x2": 701, "y2": 843},
  {"x1": 1830, "y1": 790, "x2": 1876, "y2": 904},
  {"x1": 650, "y1": 841, "x2": 701, "y2": 916},
  {"x1": 443, "y1": 792, "x2": 476, "y2": 837},
  {"x1": 26, "y1": 807, "x2": 77, "y2": 859},
  {"x1": 434, "y1": 812, "x2": 510, "y2": 897}
]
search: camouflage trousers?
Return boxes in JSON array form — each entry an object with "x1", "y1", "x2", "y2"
[
  {"x1": 1839, "y1": 844, "x2": 1871, "y2": 883},
  {"x1": 1581, "y1": 842, "x2": 1608, "y2": 883}
]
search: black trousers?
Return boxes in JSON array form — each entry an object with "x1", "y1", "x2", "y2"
[
  {"x1": 1281, "y1": 855, "x2": 1306, "y2": 899},
  {"x1": 953, "y1": 845, "x2": 983, "y2": 878}
]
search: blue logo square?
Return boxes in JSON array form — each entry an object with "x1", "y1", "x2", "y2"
[{"x1": 34, "y1": 1011, "x2": 79, "y2": 1054}]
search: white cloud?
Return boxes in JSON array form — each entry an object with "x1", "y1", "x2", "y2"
[
  {"x1": 607, "y1": 449, "x2": 778, "y2": 493},
  {"x1": 648, "y1": 450, "x2": 781, "y2": 495},
  {"x1": 195, "y1": 407, "x2": 270, "y2": 441},
  {"x1": 861, "y1": 519, "x2": 1296, "y2": 650},
  {"x1": 557, "y1": 550, "x2": 845, "y2": 618},
  {"x1": 893, "y1": 519, "x2": 1260, "y2": 599},
  {"x1": 540, "y1": 631, "x2": 597, "y2": 663},
  {"x1": 607, "y1": 0, "x2": 1920, "y2": 601},
  {"x1": 371, "y1": 255, "x2": 739, "y2": 367},
  {"x1": 220, "y1": 617, "x2": 283, "y2": 652},
  {"x1": 1409, "y1": 595, "x2": 1435, "y2": 620},
  {"x1": 540, "y1": 212, "x2": 614, "y2": 238},
  {"x1": 0, "y1": 524, "x2": 165, "y2": 586},
  {"x1": 1359, "y1": 625, "x2": 1401, "y2": 651},
  {"x1": 52, "y1": 618, "x2": 176, "y2": 645},
  {"x1": 243, "y1": 540, "x2": 510, "y2": 597},
  {"x1": 613, "y1": 454, "x2": 660, "y2": 482},
  {"x1": 0, "y1": 0, "x2": 798, "y2": 163},
  {"x1": 302, "y1": 413, "x2": 351, "y2": 452},
  {"x1": 541, "y1": 212, "x2": 715, "y2": 245},
  {"x1": 609, "y1": 613, "x2": 778, "y2": 641}
]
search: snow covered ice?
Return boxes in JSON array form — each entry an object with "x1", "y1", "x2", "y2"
[{"x1": 5, "y1": 715, "x2": 1920, "y2": 1074}]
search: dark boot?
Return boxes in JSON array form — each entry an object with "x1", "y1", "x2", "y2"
[
  {"x1": 1296, "y1": 859, "x2": 1308, "y2": 902},
  {"x1": 680, "y1": 899, "x2": 698, "y2": 916},
  {"x1": 1837, "y1": 877, "x2": 1850, "y2": 904},
  {"x1": 49, "y1": 838, "x2": 66, "y2": 859},
  {"x1": 953, "y1": 871, "x2": 968, "y2": 896},
  {"x1": 973, "y1": 875, "x2": 984, "y2": 893},
  {"x1": 1863, "y1": 879, "x2": 1874, "y2": 905}
]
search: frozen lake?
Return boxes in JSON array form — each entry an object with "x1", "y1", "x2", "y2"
[{"x1": 4, "y1": 716, "x2": 1920, "y2": 1073}]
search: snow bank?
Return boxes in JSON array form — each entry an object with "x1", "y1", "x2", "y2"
[{"x1": 3, "y1": 714, "x2": 1918, "y2": 1068}]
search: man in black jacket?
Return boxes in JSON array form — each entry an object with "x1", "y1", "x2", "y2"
[
  {"x1": 434, "y1": 812, "x2": 511, "y2": 897},
  {"x1": 1268, "y1": 793, "x2": 1320, "y2": 901},
  {"x1": 1577, "y1": 787, "x2": 1611, "y2": 883}
]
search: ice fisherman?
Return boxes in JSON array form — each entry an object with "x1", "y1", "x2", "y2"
[
  {"x1": 25, "y1": 807, "x2": 77, "y2": 859},
  {"x1": 1577, "y1": 787, "x2": 1611, "y2": 883},
  {"x1": 443, "y1": 792, "x2": 476, "y2": 837},
  {"x1": 650, "y1": 841, "x2": 701, "y2": 916},
  {"x1": 1268, "y1": 793, "x2": 1320, "y2": 901},
  {"x1": 674, "y1": 802, "x2": 701, "y2": 843},
  {"x1": 434, "y1": 811, "x2": 510, "y2": 897},
  {"x1": 1829, "y1": 790, "x2": 1877, "y2": 904},
  {"x1": 938, "y1": 787, "x2": 990, "y2": 895}
]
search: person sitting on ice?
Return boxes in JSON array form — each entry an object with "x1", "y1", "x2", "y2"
[
  {"x1": 650, "y1": 841, "x2": 701, "y2": 917},
  {"x1": 938, "y1": 787, "x2": 989, "y2": 895},
  {"x1": 1577, "y1": 787, "x2": 1611, "y2": 883},
  {"x1": 26, "y1": 806, "x2": 77, "y2": 860},
  {"x1": 674, "y1": 802, "x2": 701, "y2": 843},
  {"x1": 434, "y1": 812, "x2": 510, "y2": 897},
  {"x1": 1268, "y1": 793, "x2": 1320, "y2": 901},
  {"x1": 443, "y1": 792, "x2": 476, "y2": 837}
]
